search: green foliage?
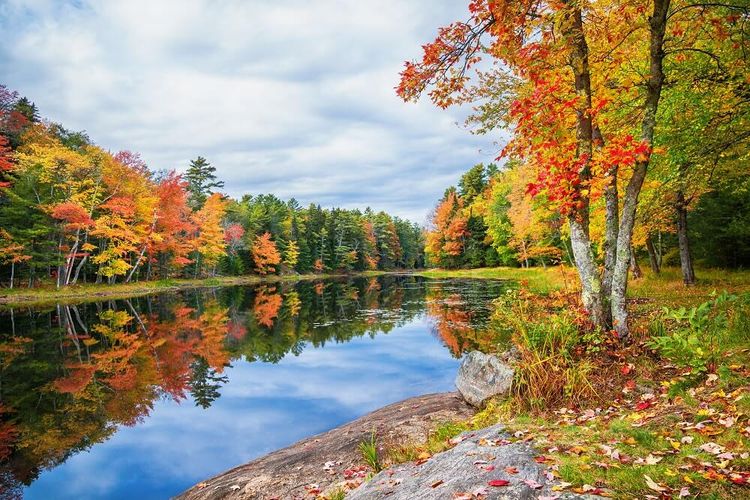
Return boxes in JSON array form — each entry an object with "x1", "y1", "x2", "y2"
[
  {"x1": 647, "y1": 292, "x2": 742, "y2": 380},
  {"x1": 185, "y1": 156, "x2": 224, "y2": 209}
]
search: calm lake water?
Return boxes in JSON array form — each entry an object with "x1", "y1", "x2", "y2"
[{"x1": 0, "y1": 275, "x2": 510, "y2": 499}]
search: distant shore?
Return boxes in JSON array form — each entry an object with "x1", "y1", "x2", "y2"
[
  {"x1": 0, "y1": 266, "x2": 556, "y2": 308},
  {"x1": 0, "y1": 271, "x2": 394, "y2": 308}
]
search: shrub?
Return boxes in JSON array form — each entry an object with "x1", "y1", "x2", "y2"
[
  {"x1": 493, "y1": 290, "x2": 600, "y2": 409},
  {"x1": 647, "y1": 291, "x2": 741, "y2": 381}
]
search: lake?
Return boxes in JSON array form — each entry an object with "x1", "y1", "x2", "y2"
[{"x1": 0, "y1": 275, "x2": 510, "y2": 499}]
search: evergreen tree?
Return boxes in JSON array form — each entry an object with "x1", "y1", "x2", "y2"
[
  {"x1": 14, "y1": 97, "x2": 39, "y2": 123},
  {"x1": 185, "y1": 156, "x2": 224, "y2": 209}
]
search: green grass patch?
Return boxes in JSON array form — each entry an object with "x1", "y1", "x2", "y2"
[{"x1": 387, "y1": 420, "x2": 469, "y2": 464}]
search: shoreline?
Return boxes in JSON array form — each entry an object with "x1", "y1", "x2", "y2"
[
  {"x1": 176, "y1": 392, "x2": 474, "y2": 500},
  {"x1": 0, "y1": 266, "x2": 553, "y2": 309},
  {"x1": 0, "y1": 271, "x2": 394, "y2": 308}
]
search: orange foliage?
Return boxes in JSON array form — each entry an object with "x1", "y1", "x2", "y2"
[
  {"x1": 251, "y1": 232, "x2": 281, "y2": 275},
  {"x1": 253, "y1": 286, "x2": 283, "y2": 328}
]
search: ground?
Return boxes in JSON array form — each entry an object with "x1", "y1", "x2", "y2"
[{"x1": 407, "y1": 266, "x2": 750, "y2": 499}]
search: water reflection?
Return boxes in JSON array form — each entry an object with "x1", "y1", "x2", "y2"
[{"x1": 0, "y1": 276, "x2": 509, "y2": 499}]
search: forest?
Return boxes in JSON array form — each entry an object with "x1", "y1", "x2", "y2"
[
  {"x1": 402, "y1": 0, "x2": 749, "y2": 337},
  {"x1": 1, "y1": 0, "x2": 750, "y2": 498},
  {"x1": 0, "y1": 85, "x2": 424, "y2": 290}
]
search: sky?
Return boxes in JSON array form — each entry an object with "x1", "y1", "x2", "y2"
[{"x1": 0, "y1": 0, "x2": 501, "y2": 223}]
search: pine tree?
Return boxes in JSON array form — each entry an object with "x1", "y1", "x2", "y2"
[{"x1": 185, "y1": 156, "x2": 224, "y2": 209}]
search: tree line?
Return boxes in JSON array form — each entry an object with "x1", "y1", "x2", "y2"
[
  {"x1": 400, "y1": 0, "x2": 749, "y2": 337},
  {"x1": 0, "y1": 85, "x2": 425, "y2": 288},
  {"x1": 426, "y1": 158, "x2": 750, "y2": 275}
]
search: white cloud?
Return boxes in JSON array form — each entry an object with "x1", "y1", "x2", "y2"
[{"x1": 0, "y1": 0, "x2": 500, "y2": 220}]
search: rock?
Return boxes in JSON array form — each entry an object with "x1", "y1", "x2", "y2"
[
  {"x1": 176, "y1": 392, "x2": 473, "y2": 500},
  {"x1": 347, "y1": 424, "x2": 602, "y2": 500},
  {"x1": 455, "y1": 351, "x2": 514, "y2": 407}
]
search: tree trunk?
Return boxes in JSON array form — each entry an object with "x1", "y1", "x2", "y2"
[
  {"x1": 569, "y1": 216, "x2": 606, "y2": 327},
  {"x1": 602, "y1": 163, "x2": 619, "y2": 325},
  {"x1": 611, "y1": 0, "x2": 670, "y2": 339},
  {"x1": 71, "y1": 254, "x2": 88, "y2": 285},
  {"x1": 9, "y1": 261, "x2": 14, "y2": 289},
  {"x1": 630, "y1": 247, "x2": 643, "y2": 279},
  {"x1": 563, "y1": 5, "x2": 607, "y2": 329},
  {"x1": 645, "y1": 235, "x2": 661, "y2": 274},
  {"x1": 126, "y1": 244, "x2": 148, "y2": 283},
  {"x1": 676, "y1": 167, "x2": 696, "y2": 285}
]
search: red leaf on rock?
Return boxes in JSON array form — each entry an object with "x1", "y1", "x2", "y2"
[{"x1": 488, "y1": 479, "x2": 511, "y2": 487}]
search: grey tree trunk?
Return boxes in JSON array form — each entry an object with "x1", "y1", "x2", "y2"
[
  {"x1": 645, "y1": 235, "x2": 661, "y2": 274},
  {"x1": 563, "y1": 5, "x2": 607, "y2": 329},
  {"x1": 611, "y1": 0, "x2": 670, "y2": 339},
  {"x1": 676, "y1": 197, "x2": 696, "y2": 285},
  {"x1": 630, "y1": 247, "x2": 643, "y2": 279},
  {"x1": 126, "y1": 244, "x2": 148, "y2": 283},
  {"x1": 602, "y1": 164, "x2": 619, "y2": 324},
  {"x1": 676, "y1": 165, "x2": 696, "y2": 285},
  {"x1": 569, "y1": 216, "x2": 606, "y2": 327}
]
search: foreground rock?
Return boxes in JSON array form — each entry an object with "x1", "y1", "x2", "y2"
[
  {"x1": 455, "y1": 351, "x2": 515, "y2": 407},
  {"x1": 177, "y1": 392, "x2": 473, "y2": 500},
  {"x1": 348, "y1": 424, "x2": 601, "y2": 500}
]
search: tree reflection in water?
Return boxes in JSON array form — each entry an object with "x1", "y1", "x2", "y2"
[{"x1": 0, "y1": 275, "x2": 509, "y2": 495}]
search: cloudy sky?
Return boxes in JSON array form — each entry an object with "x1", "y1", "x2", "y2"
[{"x1": 0, "y1": 0, "x2": 500, "y2": 223}]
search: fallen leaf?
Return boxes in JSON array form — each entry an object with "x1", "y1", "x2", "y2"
[
  {"x1": 644, "y1": 475, "x2": 667, "y2": 493},
  {"x1": 471, "y1": 485, "x2": 489, "y2": 497},
  {"x1": 523, "y1": 479, "x2": 543, "y2": 489},
  {"x1": 504, "y1": 466, "x2": 519, "y2": 474},
  {"x1": 551, "y1": 482, "x2": 572, "y2": 491},
  {"x1": 699, "y1": 442, "x2": 724, "y2": 455},
  {"x1": 431, "y1": 480, "x2": 444, "y2": 488},
  {"x1": 488, "y1": 479, "x2": 511, "y2": 487}
]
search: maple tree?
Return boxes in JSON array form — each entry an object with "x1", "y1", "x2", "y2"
[
  {"x1": 251, "y1": 232, "x2": 281, "y2": 275},
  {"x1": 398, "y1": 0, "x2": 748, "y2": 337},
  {"x1": 0, "y1": 228, "x2": 30, "y2": 288},
  {"x1": 149, "y1": 171, "x2": 196, "y2": 277},
  {"x1": 0, "y1": 135, "x2": 13, "y2": 188},
  {"x1": 426, "y1": 190, "x2": 470, "y2": 268},
  {"x1": 192, "y1": 193, "x2": 228, "y2": 276}
]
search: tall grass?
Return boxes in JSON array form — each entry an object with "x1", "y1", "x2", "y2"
[
  {"x1": 358, "y1": 431, "x2": 382, "y2": 472},
  {"x1": 493, "y1": 290, "x2": 599, "y2": 410}
]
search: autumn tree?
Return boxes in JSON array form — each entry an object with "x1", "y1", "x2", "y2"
[
  {"x1": 398, "y1": 0, "x2": 746, "y2": 337},
  {"x1": 426, "y1": 190, "x2": 469, "y2": 268},
  {"x1": 251, "y1": 232, "x2": 281, "y2": 275},
  {"x1": 150, "y1": 172, "x2": 196, "y2": 277},
  {"x1": 0, "y1": 229, "x2": 30, "y2": 288},
  {"x1": 192, "y1": 193, "x2": 228, "y2": 276}
]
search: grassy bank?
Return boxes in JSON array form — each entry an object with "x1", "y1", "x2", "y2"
[
  {"x1": 0, "y1": 271, "x2": 389, "y2": 308},
  {"x1": 418, "y1": 265, "x2": 750, "y2": 305},
  {"x1": 383, "y1": 266, "x2": 750, "y2": 498}
]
